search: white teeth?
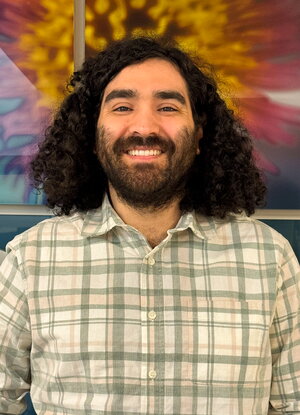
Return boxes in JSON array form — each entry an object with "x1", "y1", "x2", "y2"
[{"x1": 127, "y1": 149, "x2": 162, "y2": 156}]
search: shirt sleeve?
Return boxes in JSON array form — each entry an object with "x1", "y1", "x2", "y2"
[
  {"x1": 0, "y1": 246, "x2": 31, "y2": 414},
  {"x1": 269, "y1": 239, "x2": 300, "y2": 414}
]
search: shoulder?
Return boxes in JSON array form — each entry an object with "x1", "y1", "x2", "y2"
[
  {"x1": 6, "y1": 212, "x2": 85, "y2": 253},
  {"x1": 206, "y1": 213, "x2": 292, "y2": 257},
  {"x1": 211, "y1": 215, "x2": 299, "y2": 281}
]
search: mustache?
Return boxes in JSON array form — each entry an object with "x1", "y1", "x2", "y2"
[{"x1": 112, "y1": 135, "x2": 176, "y2": 155}]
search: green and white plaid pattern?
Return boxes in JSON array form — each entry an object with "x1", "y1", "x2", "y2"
[{"x1": 0, "y1": 195, "x2": 299, "y2": 415}]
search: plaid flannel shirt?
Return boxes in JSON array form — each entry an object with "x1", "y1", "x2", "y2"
[{"x1": 0, "y1": 195, "x2": 299, "y2": 415}]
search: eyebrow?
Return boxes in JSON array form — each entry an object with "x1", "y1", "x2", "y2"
[
  {"x1": 154, "y1": 90, "x2": 186, "y2": 105},
  {"x1": 103, "y1": 88, "x2": 187, "y2": 105},
  {"x1": 104, "y1": 89, "x2": 136, "y2": 103}
]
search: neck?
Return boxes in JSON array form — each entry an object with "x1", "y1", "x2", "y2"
[{"x1": 108, "y1": 186, "x2": 182, "y2": 247}]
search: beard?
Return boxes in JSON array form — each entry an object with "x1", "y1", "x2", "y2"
[{"x1": 96, "y1": 126, "x2": 199, "y2": 210}]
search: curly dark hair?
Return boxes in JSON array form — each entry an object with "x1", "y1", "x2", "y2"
[{"x1": 30, "y1": 35, "x2": 266, "y2": 218}]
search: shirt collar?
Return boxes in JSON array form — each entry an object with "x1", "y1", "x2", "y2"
[
  {"x1": 79, "y1": 194, "x2": 217, "y2": 240},
  {"x1": 80, "y1": 194, "x2": 125, "y2": 237},
  {"x1": 170, "y1": 209, "x2": 217, "y2": 240}
]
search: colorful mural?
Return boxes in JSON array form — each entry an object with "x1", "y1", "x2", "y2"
[
  {"x1": 0, "y1": 0, "x2": 299, "y2": 207},
  {"x1": 0, "y1": 0, "x2": 73, "y2": 204}
]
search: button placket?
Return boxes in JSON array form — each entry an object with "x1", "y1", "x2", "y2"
[{"x1": 141, "y1": 252, "x2": 160, "y2": 387}]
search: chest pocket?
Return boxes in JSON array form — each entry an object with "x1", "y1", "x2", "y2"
[{"x1": 185, "y1": 299, "x2": 271, "y2": 386}]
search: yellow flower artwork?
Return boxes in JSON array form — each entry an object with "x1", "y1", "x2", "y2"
[{"x1": 0, "y1": 0, "x2": 300, "y2": 206}]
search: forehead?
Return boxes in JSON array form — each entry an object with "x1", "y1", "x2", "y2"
[{"x1": 102, "y1": 58, "x2": 190, "y2": 97}]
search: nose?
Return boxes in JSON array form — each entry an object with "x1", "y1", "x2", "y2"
[{"x1": 127, "y1": 107, "x2": 160, "y2": 137}]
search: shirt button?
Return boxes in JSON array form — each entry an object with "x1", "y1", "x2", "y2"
[
  {"x1": 142, "y1": 257, "x2": 155, "y2": 265},
  {"x1": 148, "y1": 310, "x2": 157, "y2": 321},
  {"x1": 148, "y1": 257, "x2": 155, "y2": 265},
  {"x1": 148, "y1": 369, "x2": 157, "y2": 379}
]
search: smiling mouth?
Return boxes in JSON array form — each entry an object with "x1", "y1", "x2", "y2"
[{"x1": 127, "y1": 149, "x2": 162, "y2": 156}]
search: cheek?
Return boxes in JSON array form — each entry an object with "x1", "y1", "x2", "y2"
[
  {"x1": 161, "y1": 123, "x2": 184, "y2": 139},
  {"x1": 162, "y1": 117, "x2": 195, "y2": 138},
  {"x1": 96, "y1": 127, "x2": 122, "y2": 160},
  {"x1": 100, "y1": 121, "x2": 129, "y2": 141}
]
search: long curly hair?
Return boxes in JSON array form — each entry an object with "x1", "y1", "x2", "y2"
[{"x1": 30, "y1": 35, "x2": 266, "y2": 218}]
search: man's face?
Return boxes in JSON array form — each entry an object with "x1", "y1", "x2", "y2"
[{"x1": 96, "y1": 58, "x2": 202, "y2": 209}]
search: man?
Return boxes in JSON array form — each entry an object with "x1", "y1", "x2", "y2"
[{"x1": 0, "y1": 36, "x2": 299, "y2": 415}]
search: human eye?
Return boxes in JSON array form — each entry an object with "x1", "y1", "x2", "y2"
[
  {"x1": 158, "y1": 106, "x2": 177, "y2": 112},
  {"x1": 113, "y1": 106, "x2": 132, "y2": 112}
]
